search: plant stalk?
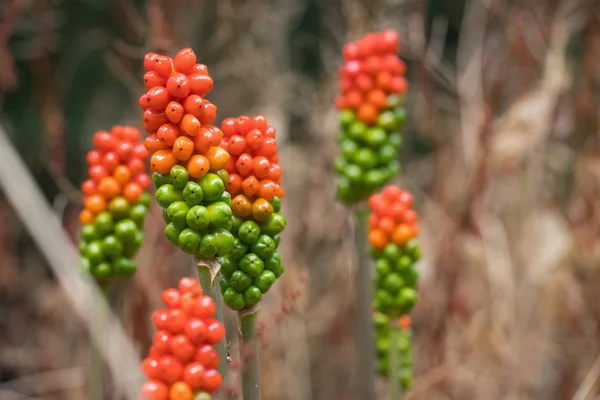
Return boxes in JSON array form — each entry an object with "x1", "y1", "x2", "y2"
[
  {"x1": 388, "y1": 324, "x2": 403, "y2": 400},
  {"x1": 194, "y1": 258, "x2": 228, "y2": 384},
  {"x1": 239, "y1": 307, "x2": 260, "y2": 400},
  {"x1": 90, "y1": 284, "x2": 109, "y2": 400},
  {"x1": 354, "y1": 207, "x2": 377, "y2": 399}
]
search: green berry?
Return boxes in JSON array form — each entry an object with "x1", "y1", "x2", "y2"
[
  {"x1": 137, "y1": 192, "x2": 152, "y2": 207},
  {"x1": 231, "y1": 238, "x2": 248, "y2": 260},
  {"x1": 183, "y1": 181, "x2": 204, "y2": 206},
  {"x1": 250, "y1": 234, "x2": 276, "y2": 260},
  {"x1": 216, "y1": 169, "x2": 230, "y2": 186},
  {"x1": 152, "y1": 172, "x2": 172, "y2": 189},
  {"x1": 199, "y1": 173, "x2": 224, "y2": 203},
  {"x1": 114, "y1": 258, "x2": 137, "y2": 278},
  {"x1": 81, "y1": 224, "x2": 97, "y2": 242},
  {"x1": 219, "y1": 277, "x2": 230, "y2": 294},
  {"x1": 80, "y1": 257, "x2": 91, "y2": 274},
  {"x1": 238, "y1": 221, "x2": 261, "y2": 244},
  {"x1": 348, "y1": 121, "x2": 367, "y2": 142},
  {"x1": 156, "y1": 184, "x2": 183, "y2": 208},
  {"x1": 178, "y1": 228, "x2": 202, "y2": 254},
  {"x1": 165, "y1": 222, "x2": 183, "y2": 245},
  {"x1": 186, "y1": 206, "x2": 210, "y2": 232},
  {"x1": 108, "y1": 196, "x2": 130, "y2": 220},
  {"x1": 218, "y1": 255, "x2": 237, "y2": 278},
  {"x1": 219, "y1": 191, "x2": 232, "y2": 207},
  {"x1": 238, "y1": 253, "x2": 264, "y2": 278},
  {"x1": 254, "y1": 270, "x2": 276, "y2": 293},
  {"x1": 243, "y1": 285, "x2": 262, "y2": 306},
  {"x1": 102, "y1": 235, "x2": 123, "y2": 259},
  {"x1": 339, "y1": 109, "x2": 355, "y2": 127},
  {"x1": 230, "y1": 270, "x2": 252, "y2": 291},
  {"x1": 129, "y1": 204, "x2": 148, "y2": 228},
  {"x1": 344, "y1": 164, "x2": 363, "y2": 184},
  {"x1": 214, "y1": 228, "x2": 235, "y2": 257},
  {"x1": 93, "y1": 262, "x2": 112, "y2": 281},
  {"x1": 167, "y1": 201, "x2": 190, "y2": 229},
  {"x1": 170, "y1": 165, "x2": 189, "y2": 189},
  {"x1": 207, "y1": 202, "x2": 232, "y2": 230},
  {"x1": 365, "y1": 127, "x2": 387, "y2": 147},
  {"x1": 197, "y1": 234, "x2": 217, "y2": 258},
  {"x1": 86, "y1": 241, "x2": 104, "y2": 264},
  {"x1": 264, "y1": 253, "x2": 283, "y2": 277},
  {"x1": 114, "y1": 219, "x2": 138, "y2": 244},
  {"x1": 231, "y1": 215, "x2": 244, "y2": 234},
  {"x1": 223, "y1": 287, "x2": 245, "y2": 310},
  {"x1": 94, "y1": 212, "x2": 114, "y2": 236},
  {"x1": 383, "y1": 244, "x2": 401, "y2": 261},
  {"x1": 383, "y1": 273, "x2": 405, "y2": 292},
  {"x1": 378, "y1": 144, "x2": 397, "y2": 164},
  {"x1": 374, "y1": 258, "x2": 392, "y2": 279},
  {"x1": 270, "y1": 197, "x2": 281, "y2": 213},
  {"x1": 340, "y1": 139, "x2": 359, "y2": 160},
  {"x1": 353, "y1": 148, "x2": 377, "y2": 169},
  {"x1": 261, "y1": 213, "x2": 286, "y2": 236}
]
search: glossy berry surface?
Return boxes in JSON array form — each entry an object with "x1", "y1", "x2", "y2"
[
  {"x1": 140, "y1": 277, "x2": 222, "y2": 399},
  {"x1": 79, "y1": 126, "x2": 150, "y2": 282}
]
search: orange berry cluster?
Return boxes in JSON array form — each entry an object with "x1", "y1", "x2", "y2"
[
  {"x1": 78, "y1": 126, "x2": 151, "y2": 282},
  {"x1": 335, "y1": 29, "x2": 407, "y2": 124},
  {"x1": 140, "y1": 48, "x2": 229, "y2": 177},
  {"x1": 368, "y1": 185, "x2": 418, "y2": 250},
  {"x1": 140, "y1": 278, "x2": 225, "y2": 400},
  {"x1": 221, "y1": 115, "x2": 284, "y2": 221}
]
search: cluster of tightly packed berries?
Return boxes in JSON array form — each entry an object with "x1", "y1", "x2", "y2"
[
  {"x1": 140, "y1": 48, "x2": 236, "y2": 259},
  {"x1": 140, "y1": 278, "x2": 224, "y2": 400},
  {"x1": 374, "y1": 314, "x2": 414, "y2": 389},
  {"x1": 334, "y1": 30, "x2": 408, "y2": 204},
  {"x1": 217, "y1": 115, "x2": 286, "y2": 311},
  {"x1": 79, "y1": 126, "x2": 151, "y2": 281},
  {"x1": 368, "y1": 185, "x2": 420, "y2": 389}
]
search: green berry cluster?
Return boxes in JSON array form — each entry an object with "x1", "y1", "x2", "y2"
[
  {"x1": 374, "y1": 312, "x2": 414, "y2": 389},
  {"x1": 218, "y1": 198, "x2": 286, "y2": 311},
  {"x1": 154, "y1": 166, "x2": 236, "y2": 259},
  {"x1": 334, "y1": 95, "x2": 406, "y2": 205},
  {"x1": 372, "y1": 239, "x2": 420, "y2": 318},
  {"x1": 79, "y1": 193, "x2": 151, "y2": 281}
]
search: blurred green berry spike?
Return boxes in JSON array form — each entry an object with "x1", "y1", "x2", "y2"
[
  {"x1": 194, "y1": 257, "x2": 228, "y2": 383},
  {"x1": 388, "y1": 323, "x2": 403, "y2": 400},
  {"x1": 238, "y1": 305, "x2": 261, "y2": 400},
  {"x1": 354, "y1": 206, "x2": 377, "y2": 400}
]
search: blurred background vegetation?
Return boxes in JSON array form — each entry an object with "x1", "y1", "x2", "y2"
[{"x1": 2, "y1": 0, "x2": 600, "y2": 399}]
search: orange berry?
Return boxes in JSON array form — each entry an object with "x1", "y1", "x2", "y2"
[
  {"x1": 113, "y1": 165, "x2": 132, "y2": 185},
  {"x1": 169, "y1": 381, "x2": 192, "y2": 400},
  {"x1": 205, "y1": 146, "x2": 230, "y2": 171},
  {"x1": 346, "y1": 90, "x2": 363, "y2": 109},
  {"x1": 251, "y1": 198, "x2": 273, "y2": 222},
  {"x1": 355, "y1": 73, "x2": 374, "y2": 92},
  {"x1": 143, "y1": 70, "x2": 167, "y2": 90},
  {"x1": 84, "y1": 194, "x2": 106, "y2": 214},
  {"x1": 199, "y1": 102, "x2": 217, "y2": 125},
  {"x1": 150, "y1": 150, "x2": 177, "y2": 174},
  {"x1": 157, "y1": 123, "x2": 179, "y2": 146},
  {"x1": 165, "y1": 101, "x2": 185, "y2": 124},
  {"x1": 231, "y1": 194, "x2": 252, "y2": 218},
  {"x1": 182, "y1": 95, "x2": 204, "y2": 117},
  {"x1": 173, "y1": 48, "x2": 196, "y2": 74},
  {"x1": 144, "y1": 134, "x2": 167, "y2": 153},
  {"x1": 166, "y1": 73, "x2": 191, "y2": 98},
  {"x1": 235, "y1": 154, "x2": 253, "y2": 177},
  {"x1": 274, "y1": 184, "x2": 284, "y2": 198},
  {"x1": 357, "y1": 103, "x2": 378, "y2": 125},
  {"x1": 368, "y1": 229, "x2": 388, "y2": 249},
  {"x1": 123, "y1": 182, "x2": 143, "y2": 203},
  {"x1": 389, "y1": 76, "x2": 408, "y2": 94},
  {"x1": 209, "y1": 126, "x2": 224, "y2": 144},
  {"x1": 252, "y1": 156, "x2": 270, "y2": 179},
  {"x1": 376, "y1": 71, "x2": 392, "y2": 91},
  {"x1": 172, "y1": 136, "x2": 194, "y2": 161},
  {"x1": 143, "y1": 109, "x2": 169, "y2": 132},
  {"x1": 97, "y1": 177, "x2": 122, "y2": 199},
  {"x1": 188, "y1": 74, "x2": 213, "y2": 97},
  {"x1": 179, "y1": 114, "x2": 201, "y2": 137},
  {"x1": 192, "y1": 128, "x2": 214, "y2": 154},
  {"x1": 79, "y1": 209, "x2": 94, "y2": 225},
  {"x1": 190, "y1": 63, "x2": 209, "y2": 75},
  {"x1": 257, "y1": 180, "x2": 276, "y2": 201},
  {"x1": 187, "y1": 155, "x2": 210, "y2": 179},
  {"x1": 378, "y1": 217, "x2": 396, "y2": 235},
  {"x1": 241, "y1": 176, "x2": 259, "y2": 198},
  {"x1": 399, "y1": 315, "x2": 411, "y2": 330},
  {"x1": 366, "y1": 89, "x2": 387, "y2": 109},
  {"x1": 391, "y1": 224, "x2": 414, "y2": 246}
]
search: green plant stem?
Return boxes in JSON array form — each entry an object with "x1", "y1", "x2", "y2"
[
  {"x1": 239, "y1": 307, "x2": 260, "y2": 400},
  {"x1": 354, "y1": 207, "x2": 377, "y2": 400},
  {"x1": 388, "y1": 325, "x2": 403, "y2": 400},
  {"x1": 90, "y1": 284, "x2": 109, "y2": 400},
  {"x1": 195, "y1": 258, "x2": 228, "y2": 385}
]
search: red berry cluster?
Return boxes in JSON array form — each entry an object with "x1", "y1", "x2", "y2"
[
  {"x1": 140, "y1": 278, "x2": 225, "y2": 400},
  {"x1": 368, "y1": 185, "x2": 418, "y2": 250},
  {"x1": 335, "y1": 30, "x2": 407, "y2": 125},
  {"x1": 81, "y1": 126, "x2": 150, "y2": 221},
  {"x1": 140, "y1": 48, "x2": 229, "y2": 178},
  {"x1": 221, "y1": 115, "x2": 284, "y2": 216}
]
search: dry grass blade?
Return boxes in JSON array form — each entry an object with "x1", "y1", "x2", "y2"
[{"x1": 0, "y1": 123, "x2": 143, "y2": 400}]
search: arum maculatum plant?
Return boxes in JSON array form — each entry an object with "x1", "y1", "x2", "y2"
[
  {"x1": 219, "y1": 114, "x2": 286, "y2": 400},
  {"x1": 368, "y1": 184, "x2": 420, "y2": 394},
  {"x1": 78, "y1": 125, "x2": 151, "y2": 400},
  {"x1": 333, "y1": 29, "x2": 408, "y2": 399},
  {"x1": 140, "y1": 277, "x2": 225, "y2": 400}
]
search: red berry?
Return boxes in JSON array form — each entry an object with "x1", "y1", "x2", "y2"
[
  {"x1": 102, "y1": 151, "x2": 120, "y2": 173},
  {"x1": 184, "y1": 318, "x2": 207, "y2": 344},
  {"x1": 89, "y1": 164, "x2": 109, "y2": 182},
  {"x1": 143, "y1": 71, "x2": 167, "y2": 90},
  {"x1": 153, "y1": 55, "x2": 173, "y2": 78},
  {"x1": 173, "y1": 48, "x2": 197, "y2": 73},
  {"x1": 134, "y1": 173, "x2": 151, "y2": 190},
  {"x1": 398, "y1": 191, "x2": 413, "y2": 208},
  {"x1": 179, "y1": 277, "x2": 201, "y2": 294},
  {"x1": 236, "y1": 153, "x2": 254, "y2": 177},
  {"x1": 116, "y1": 141, "x2": 133, "y2": 162},
  {"x1": 146, "y1": 86, "x2": 172, "y2": 111},
  {"x1": 165, "y1": 101, "x2": 185, "y2": 124},
  {"x1": 264, "y1": 126, "x2": 276, "y2": 138},
  {"x1": 205, "y1": 320, "x2": 225, "y2": 345},
  {"x1": 86, "y1": 150, "x2": 102, "y2": 165},
  {"x1": 169, "y1": 334, "x2": 196, "y2": 363},
  {"x1": 152, "y1": 330, "x2": 172, "y2": 355},
  {"x1": 141, "y1": 357, "x2": 161, "y2": 379},
  {"x1": 201, "y1": 369, "x2": 222, "y2": 393},
  {"x1": 132, "y1": 143, "x2": 149, "y2": 160},
  {"x1": 157, "y1": 123, "x2": 179, "y2": 147},
  {"x1": 166, "y1": 309, "x2": 187, "y2": 334},
  {"x1": 81, "y1": 180, "x2": 97, "y2": 195},
  {"x1": 143, "y1": 53, "x2": 158, "y2": 71},
  {"x1": 182, "y1": 95, "x2": 204, "y2": 117},
  {"x1": 183, "y1": 362, "x2": 206, "y2": 390},
  {"x1": 343, "y1": 42, "x2": 360, "y2": 60},
  {"x1": 236, "y1": 116, "x2": 251, "y2": 136},
  {"x1": 250, "y1": 114, "x2": 268, "y2": 132},
  {"x1": 151, "y1": 309, "x2": 170, "y2": 331},
  {"x1": 190, "y1": 63, "x2": 209, "y2": 75},
  {"x1": 143, "y1": 109, "x2": 169, "y2": 132},
  {"x1": 227, "y1": 135, "x2": 246, "y2": 156},
  {"x1": 380, "y1": 29, "x2": 400, "y2": 53},
  {"x1": 221, "y1": 118, "x2": 237, "y2": 137},
  {"x1": 199, "y1": 102, "x2": 217, "y2": 125},
  {"x1": 188, "y1": 74, "x2": 213, "y2": 96},
  {"x1": 166, "y1": 73, "x2": 191, "y2": 98},
  {"x1": 252, "y1": 156, "x2": 270, "y2": 179},
  {"x1": 93, "y1": 131, "x2": 117, "y2": 151},
  {"x1": 139, "y1": 380, "x2": 168, "y2": 400},
  {"x1": 127, "y1": 158, "x2": 145, "y2": 176},
  {"x1": 180, "y1": 293, "x2": 196, "y2": 315},
  {"x1": 161, "y1": 288, "x2": 181, "y2": 308},
  {"x1": 139, "y1": 94, "x2": 149, "y2": 110},
  {"x1": 194, "y1": 296, "x2": 216, "y2": 319},
  {"x1": 194, "y1": 345, "x2": 219, "y2": 369},
  {"x1": 158, "y1": 355, "x2": 183, "y2": 384}
]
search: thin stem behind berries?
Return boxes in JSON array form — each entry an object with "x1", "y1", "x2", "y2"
[
  {"x1": 194, "y1": 257, "x2": 228, "y2": 384},
  {"x1": 354, "y1": 207, "x2": 377, "y2": 399},
  {"x1": 239, "y1": 307, "x2": 260, "y2": 400},
  {"x1": 388, "y1": 325, "x2": 403, "y2": 400},
  {"x1": 90, "y1": 284, "x2": 109, "y2": 400}
]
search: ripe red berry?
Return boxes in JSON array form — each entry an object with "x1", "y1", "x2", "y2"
[
  {"x1": 151, "y1": 309, "x2": 170, "y2": 331},
  {"x1": 178, "y1": 277, "x2": 201, "y2": 295},
  {"x1": 221, "y1": 118, "x2": 237, "y2": 137},
  {"x1": 173, "y1": 48, "x2": 197, "y2": 73},
  {"x1": 201, "y1": 369, "x2": 222, "y2": 393},
  {"x1": 252, "y1": 156, "x2": 270, "y2": 179},
  {"x1": 194, "y1": 296, "x2": 216, "y2": 319},
  {"x1": 188, "y1": 74, "x2": 213, "y2": 96},
  {"x1": 145, "y1": 86, "x2": 172, "y2": 111},
  {"x1": 194, "y1": 345, "x2": 219, "y2": 369},
  {"x1": 139, "y1": 380, "x2": 168, "y2": 400},
  {"x1": 143, "y1": 53, "x2": 158, "y2": 71},
  {"x1": 205, "y1": 320, "x2": 225, "y2": 345},
  {"x1": 152, "y1": 330, "x2": 172, "y2": 355},
  {"x1": 166, "y1": 73, "x2": 191, "y2": 98},
  {"x1": 141, "y1": 357, "x2": 161, "y2": 379},
  {"x1": 166, "y1": 309, "x2": 187, "y2": 334},
  {"x1": 86, "y1": 150, "x2": 102, "y2": 165},
  {"x1": 190, "y1": 63, "x2": 209, "y2": 75},
  {"x1": 143, "y1": 71, "x2": 167, "y2": 90},
  {"x1": 182, "y1": 95, "x2": 204, "y2": 117},
  {"x1": 227, "y1": 135, "x2": 246, "y2": 156},
  {"x1": 93, "y1": 131, "x2": 117, "y2": 151},
  {"x1": 165, "y1": 101, "x2": 185, "y2": 124},
  {"x1": 169, "y1": 334, "x2": 196, "y2": 363},
  {"x1": 161, "y1": 288, "x2": 181, "y2": 308},
  {"x1": 183, "y1": 362, "x2": 206, "y2": 390},
  {"x1": 250, "y1": 114, "x2": 268, "y2": 131},
  {"x1": 199, "y1": 102, "x2": 217, "y2": 125},
  {"x1": 89, "y1": 164, "x2": 109, "y2": 182},
  {"x1": 153, "y1": 55, "x2": 173, "y2": 78},
  {"x1": 158, "y1": 355, "x2": 183, "y2": 384},
  {"x1": 184, "y1": 318, "x2": 207, "y2": 344},
  {"x1": 81, "y1": 180, "x2": 97, "y2": 195}
]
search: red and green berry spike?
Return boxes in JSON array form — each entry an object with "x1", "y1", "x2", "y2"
[
  {"x1": 216, "y1": 115, "x2": 286, "y2": 311},
  {"x1": 333, "y1": 30, "x2": 408, "y2": 204},
  {"x1": 139, "y1": 277, "x2": 224, "y2": 400},
  {"x1": 139, "y1": 48, "x2": 236, "y2": 260},
  {"x1": 78, "y1": 126, "x2": 151, "y2": 283},
  {"x1": 368, "y1": 184, "x2": 420, "y2": 389}
]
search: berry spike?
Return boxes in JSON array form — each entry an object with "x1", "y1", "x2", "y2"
[
  {"x1": 334, "y1": 30, "x2": 408, "y2": 205},
  {"x1": 369, "y1": 184, "x2": 420, "y2": 390},
  {"x1": 140, "y1": 277, "x2": 224, "y2": 400},
  {"x1": 79, "y1": 125, "x2": 151, "y2": 282},
  {"x1": 218, "y1": 114, "x2": 286, "y2": 311}
]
